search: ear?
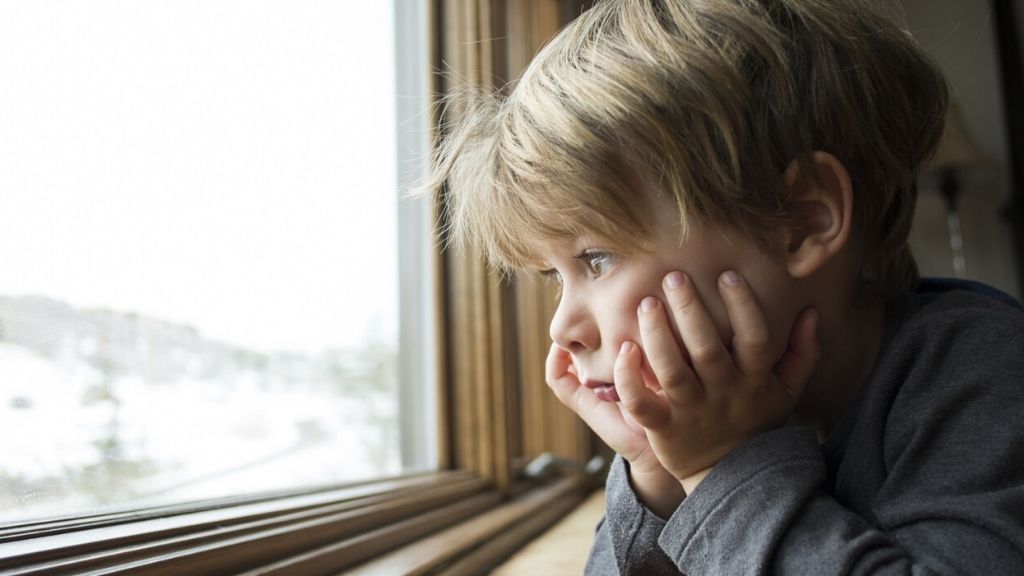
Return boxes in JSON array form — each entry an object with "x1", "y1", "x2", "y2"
[{"x1": 782, "y1": 151, "x2": 854, "y2": 278}]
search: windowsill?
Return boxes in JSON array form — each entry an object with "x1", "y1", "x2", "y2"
[
  {"x1": 492, "y1": 489, "x2": 604, "y2": 574},
  {"x1": 0, "y1": 471, "x2": 491, "y2": 574}
]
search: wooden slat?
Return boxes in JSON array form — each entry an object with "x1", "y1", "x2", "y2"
[
  {"x1": 0, "y1": 475, "x2": 487, "y2": 575},
  {"x1": 0, "y1": 471, "x2": 455, "y2": 546},
  {"x1": 436, "y1": 486, "x2": 586, "y2": 575},
  {"x1": 492, "y1": 489, "x2": 604, "y2": 575},
  {"x1": 513, "y1": 275, "x2": 547, "y2": 463},
  {"x1": 478, "y1": 0, "x2": 503, "y2": 492},
  {"x1": 477, "y1": 0, "x2": 500, "y2": 486},
  {"x1": 428, "y1": 0, "x2": 451, "y2": 474},
  {"x1": 342, "y1": 476, "x2": 587, "y2": 576},
  {"x1": 472, "y1": 262, "x2": 491, "y2": 478},
  {"x1": 235, "y1": 491, "x2": 503, "y2": 576},
  {"x1": 489, "y1": 275, "x2": 516, "y2": 495}
]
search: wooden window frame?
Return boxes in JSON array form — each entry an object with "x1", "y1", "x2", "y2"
[
  {"x1": 0, "y1": 1, "x2": 602, "y2": 574},
  {"x1": 435, "y1": 0, "x2": 601, "y2": 492}
]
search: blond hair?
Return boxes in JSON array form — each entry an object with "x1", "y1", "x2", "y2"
[{"x1": 420, "y1": 0, "x2": 949, "y2": 300}]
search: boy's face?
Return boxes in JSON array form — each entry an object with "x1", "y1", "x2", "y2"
[{"x1": 536, "y1": 195, "x2": 804, "y2": 400}]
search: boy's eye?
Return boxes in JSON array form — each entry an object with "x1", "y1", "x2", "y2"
[
  {"x1": 580, "y1": 250, "x2": 614, "y2": 277},
  {"x1": 539, "y1": 268, "x2": 563, "y2": 285}
]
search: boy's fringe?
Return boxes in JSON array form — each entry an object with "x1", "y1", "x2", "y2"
[{"x1": 418, "y1": 0, "x2": 948, "y2": 300}]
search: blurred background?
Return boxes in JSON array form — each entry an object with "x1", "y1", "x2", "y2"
[{"x1": 902, "y1": 0, "x2": 1022, "y2": 299}]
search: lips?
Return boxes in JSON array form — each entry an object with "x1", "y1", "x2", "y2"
[{"x1": 582, "y1": 379, "x2": 620, "y2": 403}]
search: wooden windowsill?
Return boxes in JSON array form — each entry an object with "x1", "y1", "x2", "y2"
[
  {"x1": 0, "y1": 471, "x2": 494, "y2": 574},
  {"x1": 491, "y1": 490, "x2": 604, "y2": 575}
]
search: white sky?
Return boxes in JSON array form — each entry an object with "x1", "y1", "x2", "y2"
[{"x1": 0, "y1": 1, "x2": 399, "y2": 354}]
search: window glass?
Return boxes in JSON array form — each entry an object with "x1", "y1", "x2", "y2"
[{"x1": 0, "y1": 0, "x2": 425, "y2": 524}]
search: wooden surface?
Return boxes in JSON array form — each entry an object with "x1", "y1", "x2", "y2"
[
  {"x1": 491, "y1": 490, "x2": 604, "y2": 575},
  {"x1": 0, "y1": 472, "x2": 492, "y2": 576},
  {"x1": 343, "y1": 477, "x2": 587, "y2": 575}
]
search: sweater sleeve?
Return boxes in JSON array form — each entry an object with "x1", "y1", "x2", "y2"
[
  {"x1": 656, "y1": 294, "x2": 1024, "y2": 575},
  {"x1": 658, "y1": 422, "x2": 1024, "y2": 575},
  {"x1": 585, "y1": 455, "x2": 681, "y2": 575},
  {"x1": 658, "y1": 426, "x2": 828, "y2": 574}
]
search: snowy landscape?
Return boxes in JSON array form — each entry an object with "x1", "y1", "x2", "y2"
[
  {"x1": 0, "y1": 0, "x2": 409, "y2": 528},
  {"x1": 0, "y1": 295, "x2": 400, "y2": 525}
]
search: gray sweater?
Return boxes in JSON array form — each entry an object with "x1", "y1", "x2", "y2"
[{"x1": 586, "y1": 282, "x2": 1024, "y2": 574}]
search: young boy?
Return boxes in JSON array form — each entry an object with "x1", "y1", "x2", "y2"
[{"x1": 422, "y1": 0, "x2": 1024, "y2": 573}]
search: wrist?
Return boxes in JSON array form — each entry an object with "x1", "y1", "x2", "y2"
[{"x1": 626, "y1": 461, "x2": 686, "y2": 520}]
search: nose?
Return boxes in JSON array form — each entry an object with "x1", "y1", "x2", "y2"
[{"x1": 548, "y1": 286, "x2": 597, "y2": 353}]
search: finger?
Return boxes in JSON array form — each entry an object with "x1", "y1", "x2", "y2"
[
  {"x1": 546, "y1": 344, "x2": 650, "y2": 459},
  {"x1": 773, "y1": 307, "x2": 820, "y2": 401},
  {"x1": 663, "y1": 271, "x2": 733, "y2": 385},
  {"x1": 546, "y1": 343, "x2": 624, "y2": 422},
  {"x1": 718, "y1": 271, "x2": 774, "y2": 377},
  {"x1": 637, "y1": 296, "x2": 698, "y2": 403},
  {"x1": 614, "y1": 341, "x2": 670, "y2": 427},
  {"x1": 545, "y1": 343, "x2": 582, "y2": 407},
  {"x1": 640, "y1": 355, "x2": 663, "y2": 392}
]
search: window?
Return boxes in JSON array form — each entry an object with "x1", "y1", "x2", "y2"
[
  {"x1": 0, "y1": 0, "x2": 435, "y2": 526},
  {"x1": 0, "y1": 1, "x2": 597, "y2": 572}
]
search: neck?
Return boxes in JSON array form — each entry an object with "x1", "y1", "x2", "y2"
[{"x1": 797, "y1": 294, "x2": 887, "y2": 441}]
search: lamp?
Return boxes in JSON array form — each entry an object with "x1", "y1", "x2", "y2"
[{"x1": 922, "y1": 101, "x2": 992, "y2": 277}]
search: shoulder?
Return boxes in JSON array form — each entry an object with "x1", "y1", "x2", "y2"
[
  {"x1": 877, "y1": 282, "x2": 1024, "y2": 447},
  {"x1": 854, "y1": 285, "x2": 1024, "y2": 563},
  {"x1": 895, "y1": 284, "x2": 1023, "y2": 360}
]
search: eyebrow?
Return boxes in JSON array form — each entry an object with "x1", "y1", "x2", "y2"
[{"x1": 571, "y1": 249, "x2": 600, "y2": 261}]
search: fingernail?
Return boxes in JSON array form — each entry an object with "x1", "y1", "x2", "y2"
[
  {"x1": 620, "y1": 341, "x2": 634, "y2": 355},
  {"x1": 665, "y1": 271, "x2": 685, "y2": 289},
  {"x1": 720, "y1": 270, "x2": 742, "y2": 287},
  {"x1": 641, "y1": 296, "x2": 658, "y2": 311}
]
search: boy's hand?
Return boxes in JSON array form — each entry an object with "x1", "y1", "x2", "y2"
[
  {"x1": 615, "y1": 270, "x2": 819, "y2": 493},
  {"x1": 546, "y1": 343, "x2": 660, "y2": 473},
  {"x1": 546, "y1": 344, "x2": 686, "y2": 517}
]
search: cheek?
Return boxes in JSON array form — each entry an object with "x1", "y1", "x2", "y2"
[
  {"x1": 607, "y1": 300, "x2": 643, "y2": 347},
  {"x1": 763, "y1": 298, "x2": 802, "y2": 360},
  {"x1": 596, "y1": 284, "x2": 649, "y2": 349}
]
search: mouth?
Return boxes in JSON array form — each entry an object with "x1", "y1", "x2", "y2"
[{"x1": 582, "y1": 379, "x2": 620, "y2": 403}]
